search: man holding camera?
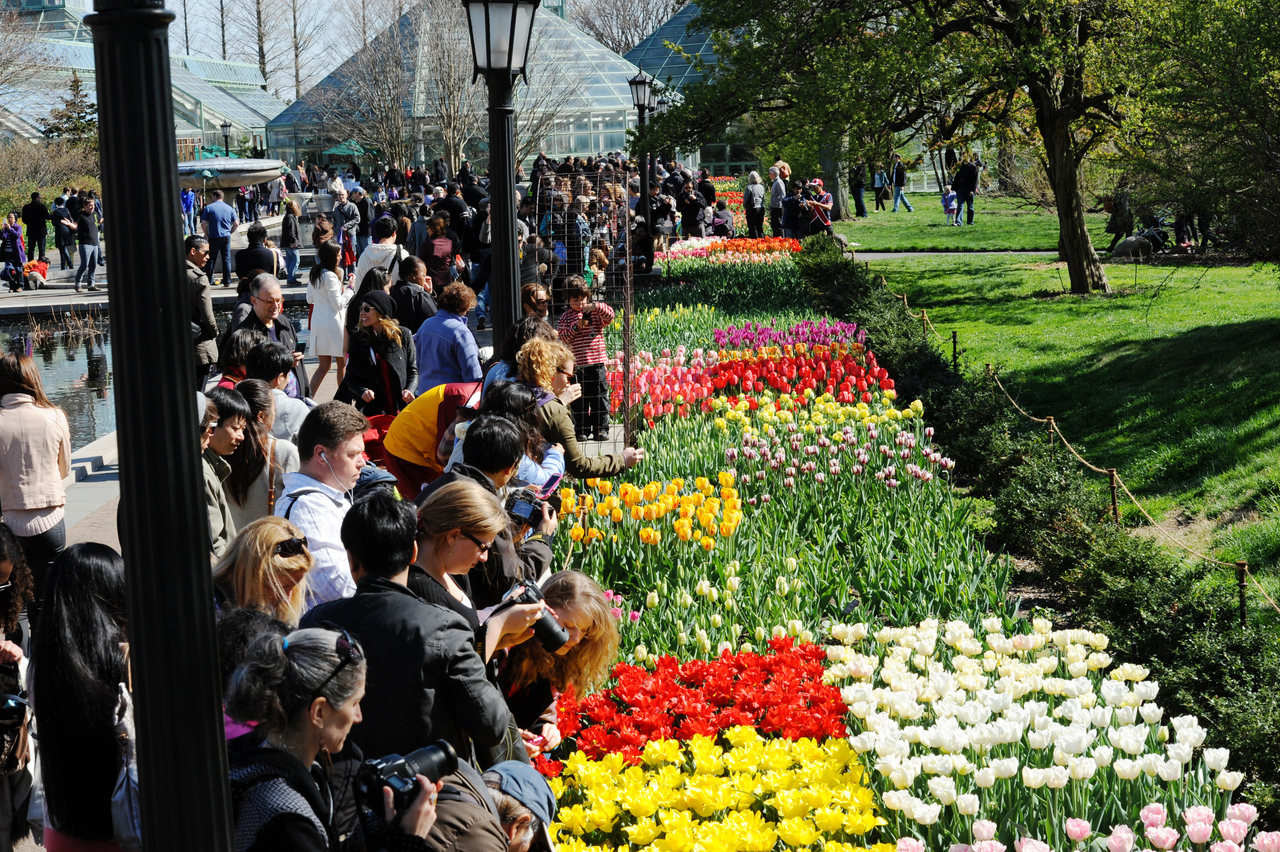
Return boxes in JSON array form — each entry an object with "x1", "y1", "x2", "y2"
[
  {"x1": 429, "y1": 760, "x2": 558, "y2": 852},
  {"x1": 415, "y1": 417, "x2": 557, "y2": 609},
  {"x1": 804, "y1": 178, "x2": 835, "y2": 237}
]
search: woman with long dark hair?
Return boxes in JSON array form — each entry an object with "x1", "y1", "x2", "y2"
[
  {"x1": 338, "y1": 291, "x2": 418, "y2": 416},
  {"x1": 307, "y1": 239, "x2": 351, "y2": 397},
  {"x1": 225, "y1": 379, "x2": 299, "y2": 530},
  {"x1": 0, "y1": 522, "x2": 35, "y2": 848},
  {"x1": 31, "y1": 543, "x2": 128, "y2": 848},
  {"x1": 0, "y1": 354, "x2": 70, "y2": 636}
]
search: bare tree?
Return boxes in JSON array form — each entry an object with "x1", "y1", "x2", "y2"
[
  {"x1": 282, "y1": 0, "x2": 325, "y2": 100},
  {"x1": 0, "y1": 6, "x2": 52, "y2": 107},
  {"x1": 228, "y1": 0, "x2": 289, "y2": 96},
  {"x1": 568, "y1": 0, "x2": 683, "y2": 56},
  {"x1": 414, "y1": 0, "x2": 486, "y2": 173},
  {"x1": 513, "y1": 22, "x2": 579, "y2": 164},
  {"x1": 309, "y1": 5, "x2": 420, "y2": 168}
]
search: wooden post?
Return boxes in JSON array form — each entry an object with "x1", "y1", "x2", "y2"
[
  {"x1": 1238, "y1": 561, "x2": 1248, "y2": 628},
  {"x1": 1108, "y1": 468, "x2": 1119, "y2": 523},
  {"x1": 951, "y1": 330, "x2": 958, "y2": 374},
  {"x1": 1046, "y1": 416, "x2": 1055, "y2": 451}
]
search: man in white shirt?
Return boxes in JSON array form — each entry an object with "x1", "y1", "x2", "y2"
[{"x1": 274, "y1": 401, "x2": 369, "y2": 608}]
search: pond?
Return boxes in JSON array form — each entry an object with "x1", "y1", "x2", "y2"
[{"x1": 0, "y1": 307, "x2": 312, "y2": 450}]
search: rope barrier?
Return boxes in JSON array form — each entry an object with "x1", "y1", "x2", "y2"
[
  {"x1": 986, "y1": 365, "x2": 1280, "y2": 621},
  {"x1": 883, "y1": 278, "x2": 948, "y2": 342}
]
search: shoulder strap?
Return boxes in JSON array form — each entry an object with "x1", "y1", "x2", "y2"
[
  {"x1": 280, "y1": 487, "x2": 328, "y2": 520},
  {"x1": 267, "y1": 438, "x2": 278, "y2": 515}
]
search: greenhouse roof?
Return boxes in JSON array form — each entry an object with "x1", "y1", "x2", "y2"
[{"x1": 624, "y1": 3, "x2": 716, "y2": 93}]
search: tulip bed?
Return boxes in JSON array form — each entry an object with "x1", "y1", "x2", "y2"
[{"x1": 534, "y1": 279, "x2": 1272, "y2": 849}]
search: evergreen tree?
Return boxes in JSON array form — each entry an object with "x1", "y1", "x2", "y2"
[{"x1": 43, "y1": 71, "x2": 99, "y2": 153}]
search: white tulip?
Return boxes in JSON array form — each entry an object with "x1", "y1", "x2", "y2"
[
  {"x1": 982, "y1": 617, "x2": 1002, "y2": 633},
  {"x1": 1157, "y1": 758, "x2": 1182, "y2": 781},
  {"x1": 955, "y1": 794, "x2": 980, "y2": 815},
  {"x1": 1067, "y1": 661, "x2": 1088, "y2": 678},
  {"x1": 1022, "y1": 767, "x2": 1046, "y2": 788},
  {"x1": 992, "y1": 757, "x2": 1020, "y2": 778},
  {"x1": 1028, "y1": 730, "x2": 1051, "y2": 750},
  {"x1": 1176, "y1": 725, "x2": 1206, "y2": 748},
  {"x1": 951, "y1": 754, "x2": 975, "y2": 775},
  {"x1": 974, "y1": 767, "x2": 996, "y2": 788},
  {"x1": 882, "y1": 790, "x2": 910, "y2": 811},
  {"x1": 1093, "y1": 745, "x2": 1114, "y2": 768},
  {"x1": 1133, "y1": 681, "x2": 1160, "y2": 702},
  {"x1": 1045, "y1": 766, "x2": 1069, "y2": 789},
  {"x1": 927, "y1": 776, "x2": 957, "y2": 805},
  {"x1": 1139, "y1": 703, "x2": 1163, "y2": 725},
  {"x1": 1166, "y1": 743, "x2": 1193, "y2": 765},
  {"x1": 1069, "y1": 757, "x2": 1097, "y2": 781},
  {"x1": 1141, "y1": 753, "x2": 1162, "y2": 777},
  {"x1": 1217, "y1": 770, "x2": 1245, "y2": 791},
  {"x1": 1091, "y1": 706, "x2": 1113, "y2": 729},
  {"x1": 1203, "y1": 747, "x2": 1230, "y2": 772},
  {"x1": 1113, "y1": 758, "x2": 1141, "y2": 780},
  {"x1": 1115, "y1": 706, "x2": 1137, "y2": 726},
  {"x1": 913, "y1": 803, "x2": 942, "y2": 826}
]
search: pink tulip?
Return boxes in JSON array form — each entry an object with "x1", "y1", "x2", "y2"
[
  {"x1": 1221, "y1": 821, "x2": 1249, "y2": 845},
  {"x1": 1107, "y1": 826, "x2": 1135, "y2": 852},
  {"x1": 1141, "y1": 804, "x2": 1168, "y2": 830},
  {"x1": 1252, "y1": 831, "x2": 1280, "y2": 852},
  {"x1": 610, "y1": 607, "x2": 623, "y2": 619},
  {"x1": 1211, "y1": 843, "x2": 1244, "y2": 852},
  {"x1": 949, "y1": 846, "x2": 973, "y2": 852},
  {"x1": 897, "y1": 839, "x2": 925, "y2": 852},
  {"x1": 1184, "y1": 806, "x2": 1216, "y2": 826},
  {"x1": 1227, "y1": 804, "x2": 1259, "y2": 826},
  {"x1": 1146, "y1": 827, "x2": 1180, "y2": 850},
  {"x1": 972, "y1": 843, "x2": 1007, "y2": 852},
  {"x1": 1066, "y1": 819, "x2": 1092, "y2": 842},
  {"x1": 629, "y1": 611, "x2": 640, "y2": 622},
  {"x1": 1016, "y1": 839, "x2": 1051, "y2": 852},
  {"x1": 973, "y1": 821, "x2": 998, "y2": 842},
  {"x1": 1188, "y1": 822, "x2": 1214, "y2": 844}
]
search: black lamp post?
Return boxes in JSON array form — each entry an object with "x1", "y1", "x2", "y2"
[
  {"x1": 86, "y1": 0, "x2": 233, "y2": 845},
  {"x1": 463, "y1": 0, "x2": 540, "y2": 347},
  {"x1": 628, "y1": 68, "x2": 654, "y2": 230},
  {"x1": 220, "y1": 119, "x2": 232, "y2": 156}
]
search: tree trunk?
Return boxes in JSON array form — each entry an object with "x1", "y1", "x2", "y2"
[
  {"x1": 1041, "y1": 114, "x2": 1108, "y2": 294},
  {"x1": 819, "y1": 144, "x2": 848, "y2": 222}
]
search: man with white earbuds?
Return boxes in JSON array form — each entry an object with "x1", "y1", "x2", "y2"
[{"x1": 274, "y1": 402, "x2": 369, "y2": 608}]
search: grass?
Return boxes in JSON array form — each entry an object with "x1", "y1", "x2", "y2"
[
  {"x1": 864, "y1": 253, "x2": 1280, "y2": 582},
  {"x1": 834, "y1": 195, "x2": 1112, "y2": 252}
]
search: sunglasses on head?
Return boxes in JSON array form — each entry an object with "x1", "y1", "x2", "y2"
[
  {"x1": 296, "y1": 622, "x2": 364, "y2": 705},
  {"x1": 275, "y1": 536, "x2": 308, "y2": 558}
]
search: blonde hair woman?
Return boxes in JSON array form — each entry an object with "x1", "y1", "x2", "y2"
[
  {"x1": 500, "y1": 570, "x2": 619, "y2": 757},
  {"x1": 516, "y1": 337, "x2": 642, "y2": 479},
  {"x1": 212, "y1": 516, "x2": 313, "y2": 625}
]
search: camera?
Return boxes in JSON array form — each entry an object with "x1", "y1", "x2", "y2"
[
  {"x1": 505, "y1": 486, "x2": 548, "y2": 527},
  {"x1": 356, "y1": 740, "x2": 458, "y2": 813},
  {"x1": 493, "y1": 578, "x2": 569, "y2": 652}
]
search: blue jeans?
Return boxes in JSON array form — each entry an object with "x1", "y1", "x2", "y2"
[
  {"x1": 284, "y1": 248, "x2": 299, "y2": 283},
  {"x1": 892, "y1": 187, "x2": 913, "y2": 212},
  {"x1": 75, "y1": 243, "x2": 99, "y2": 287},
  {"x1": 206, "y1": 236, "x2": 231, "y2": 286},
  {"x1": 853, "y1": 187, "x2": 867, "y2": 218},
  {"x1": 356, "y1": 235, "x2": 370, "y2": 257},
  {"x1": 956, "y1": 192, "x2": 975, "y2": 225}
]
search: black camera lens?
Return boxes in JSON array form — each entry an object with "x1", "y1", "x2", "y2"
[
  {"x1": 404, "y1": 740, "x2": 459, "y2": 784},
  {"x1": 533, "y1": 610, "x2": 570, "y2": 653}
]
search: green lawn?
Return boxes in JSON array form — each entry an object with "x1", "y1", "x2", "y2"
[
  {"x1": 866, "y1": 253, "x2": 1280, "y2": 577},
  {"x1": 835, "y1": 195, "x2": 1111, "y2": 252}
]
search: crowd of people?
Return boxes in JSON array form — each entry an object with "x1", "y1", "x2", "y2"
[{"x1": 1, "y1": 188, "x2": 106, "y2": 293}]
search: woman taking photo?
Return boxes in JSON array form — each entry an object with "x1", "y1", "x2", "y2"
[
  {"x1": 226, "y1": 627, "x2": 439, "y2": 851},
  {"x1": 339, "y1": 291, "x2": 418, "y2": 416},
  {"x1": 516, "y1": 337, "x2": 642, "y2": 479},
  {"x1": 212, "y1": 516, "x2": 312, "y2": 626},
  {"x1": 0, "y1": 353, "x2": 71, "y2": 635},
  {"x1": 500, "y1": 570, "x2": 618, "y2": 759},
  {"x1": 225, "y1": 379, "x2": 300, "y2": 530},
  {"x1": 31, "y1": 543, "x2": 128, "y2": 849},
  {"x1": 441, "y1": 380, "x2": 564, "y2": 490},
  {"x1": 306, "y1": 240, "x2": 352, "y2": 397}
]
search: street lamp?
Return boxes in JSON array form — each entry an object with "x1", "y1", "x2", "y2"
[
  {"x1": 464, "y1": 0, "x2": 540, "y2": 348},
  {"x1": 220, "y1": 119, "x2": 232, "y2": 157},
  {"x1": 628, "y1": 68, "x2": 655, "y2": 230}
]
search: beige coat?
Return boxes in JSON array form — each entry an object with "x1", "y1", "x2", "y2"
[{"x1": 0, "y1": 394, "x2": 71, "y2": 513}]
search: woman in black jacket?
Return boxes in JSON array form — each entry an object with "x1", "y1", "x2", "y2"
[
  {"x1": 226, "y1": 626, "x2": 439, "y2": 852},
  {"x1": 338, "y1": 290, "x2": 418, "y2": 416},
  {"x1": 281, "y1": 198, "x2": 301, "y2": 285}
]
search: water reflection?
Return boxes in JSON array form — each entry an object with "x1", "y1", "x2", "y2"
[{"x1": 0, "y1": 306, "x2": 312, "y2": 450}]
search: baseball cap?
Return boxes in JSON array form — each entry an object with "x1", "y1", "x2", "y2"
[
  {"x1": 810, "y1": 178, "x2": 824, "y2": 188},
  {"x1": 487, "y1": 761, "x2": 557, "y2": 851}
]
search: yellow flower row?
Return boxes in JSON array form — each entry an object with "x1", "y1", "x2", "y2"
[
  {"x1": 550, "y1": 731, "x2": 887, "y2": 852},
  {"x1": 564, "y1": 477, "x2": 745, "y2": 548}
]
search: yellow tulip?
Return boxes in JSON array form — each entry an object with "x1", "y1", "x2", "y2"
[
  {"x1": 597, "y1": 480, "x2": 612, "y2": 496},
  {"x1": 611, "y1": 508, "x2": 624, "y2": 523},
  {"x1": 569, "y1": 525, "x2": 585, "y2": 542}
]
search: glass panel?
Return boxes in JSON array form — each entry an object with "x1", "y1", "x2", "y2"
[
  {"x1": 487, "y1": 2, "x2": 516, "y2": 69},
  {"x1": 510, "y1": 4, "x2": 535, "y2": 70},
  {"x1": 468, "y1": 5, "x2": 488, "y2": 69}
]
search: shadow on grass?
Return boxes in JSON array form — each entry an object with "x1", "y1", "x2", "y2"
[{"x1": 1007, "y1": 319, "x2": 1280, "y2": 501}]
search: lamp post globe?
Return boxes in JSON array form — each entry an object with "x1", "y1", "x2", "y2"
[
  {"x1": 463, "y1": 0, "x2": 539, "y2": 346},
  {"x1": 219, "y1": 120, "x2": 232, "y2": 156}
]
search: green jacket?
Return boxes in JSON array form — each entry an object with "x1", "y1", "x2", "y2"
[
  {"x1": 536, "y1": 397, "x2": 625, "y2": 479},
  {"x1": 203, "y1": 448, "x2": 236, "y2": 560}
]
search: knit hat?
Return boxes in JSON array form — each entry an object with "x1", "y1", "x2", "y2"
[{"x1": 361, "y1": 290, "x2": 395, "y2": 318}]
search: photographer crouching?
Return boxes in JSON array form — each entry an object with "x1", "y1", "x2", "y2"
[
  {"x1": 428, "y1": 760, "x2": 558, "y2": 852},
  {"x1": 226, "y1": 625, "x2": 442, "y2": 851}
]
